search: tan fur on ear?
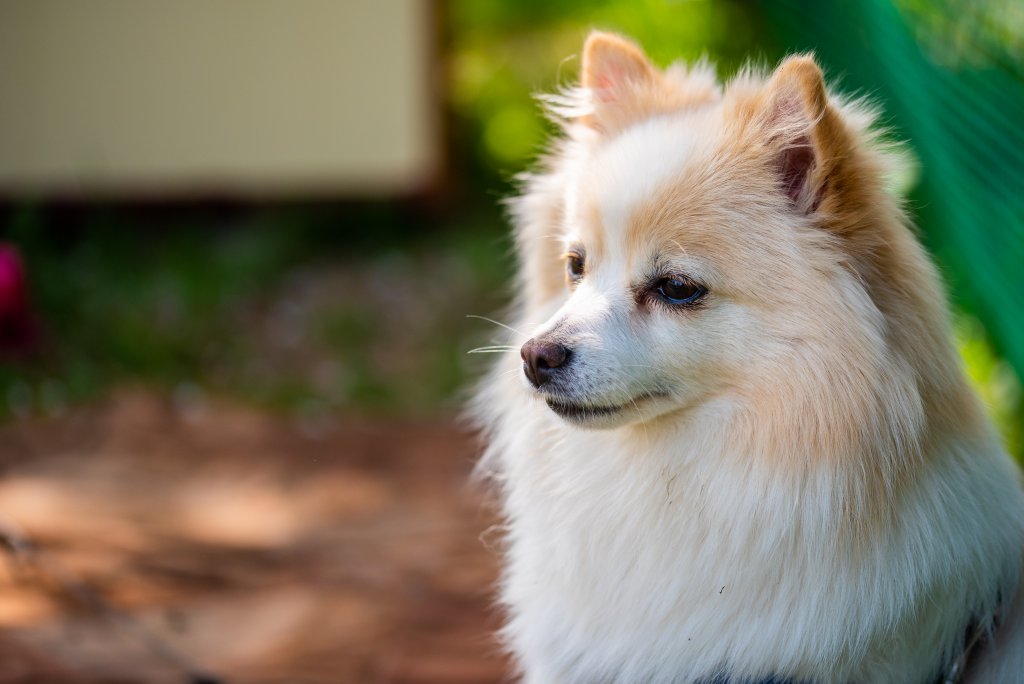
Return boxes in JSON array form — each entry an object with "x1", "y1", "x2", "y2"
[
  {"x1": 758, "y1": 55, "x2": 849, "y2": 214},
  {"x1": 577, "y1": 31, "x2": 718, "y2": 134},
  {"x1": 582, "y1": 32, "x2": 656, "y2": 93},
  {"x1": 771, "y1": 56, "x2": 829, "y2": 119}
]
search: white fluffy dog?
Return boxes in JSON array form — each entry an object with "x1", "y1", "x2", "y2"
[{"x1": 473, "y1": 32, "x2": 1024, "y2": 684}]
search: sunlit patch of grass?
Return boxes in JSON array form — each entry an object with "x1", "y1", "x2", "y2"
[{"x1": 956, "y1": 312, "x2": 1023, "y2": 462}]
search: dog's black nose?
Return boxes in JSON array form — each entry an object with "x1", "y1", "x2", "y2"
[{"x1": 521, "y1": 339, "x2": 569, "y2": 387}]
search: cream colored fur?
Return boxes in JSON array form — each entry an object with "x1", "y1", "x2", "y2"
[{"x1": 473, "y1": 32, "x2": 1024, "y2": 684}]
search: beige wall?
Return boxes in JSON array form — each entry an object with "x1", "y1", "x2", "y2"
[{"x1": 0, "y1": 1, "x2": 439, "y2": 198}]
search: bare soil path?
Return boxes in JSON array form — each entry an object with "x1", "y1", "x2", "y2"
[{"x1": 0, "y1": 389, "x2": 507, "y2": 683}]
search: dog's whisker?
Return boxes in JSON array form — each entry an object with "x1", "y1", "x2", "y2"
[
  {"x1": 669, "y1": 239, "x2": 691, "y2": 259},
  {"x1": 495, "y1": 366, "x2": 523, "y2": 380},
  {"x1": 465, "y1": 314, "x2": 529, "y2": 339}
]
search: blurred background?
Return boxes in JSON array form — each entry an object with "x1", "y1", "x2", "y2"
[{"x1": 0, "y1": 1, "x2": 1021, "y2": 682}]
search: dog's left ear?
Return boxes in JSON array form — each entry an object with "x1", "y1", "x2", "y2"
[{"x1": 759, "y1": 55, "x2": 847, "y2": 214}]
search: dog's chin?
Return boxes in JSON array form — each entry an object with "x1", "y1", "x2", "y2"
[{"x1": 541, "y1": 392, "x2": 667, "y2": 429}]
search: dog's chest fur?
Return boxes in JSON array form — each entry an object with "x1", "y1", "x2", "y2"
[{"x1": 487, "y1": 384, "x2": 1022, "y2": 684}]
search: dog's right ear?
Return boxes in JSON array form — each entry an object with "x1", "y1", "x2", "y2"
[
  {"x1": 566, "y1": 31, "x2": 720, "y2": 136},
  {"x1": 579, "y1": 32, "x2": 663, "y2": 134},
  {"x1": 582, "y1": 33, "x2": 657, "y2": 101}
]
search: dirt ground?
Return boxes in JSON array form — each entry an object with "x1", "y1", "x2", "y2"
[{"x1": 0, "y1": 389, "x2": 509, "y2": 684}]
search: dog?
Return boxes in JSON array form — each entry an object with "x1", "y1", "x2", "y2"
[{"x1": 472, "y1": 31, "x2": 1024, "y2": 683}]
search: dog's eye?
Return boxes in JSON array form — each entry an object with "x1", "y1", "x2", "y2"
[
  {"x1": 656, "y1": 277, "x2": 706, "y2": 305},
  {"x1": 566, "y1": 253, "x2": 585, "y2": 281}
]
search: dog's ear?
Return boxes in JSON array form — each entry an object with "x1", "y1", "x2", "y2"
[
  {"x1": 571, "y1": 31, "x2": 720, "y2": 134},
  {"x1": 580, "y1": 32, "x2": 662, "y2": 133},
  {"x1": 582, "y1": 32, "x2": 657, "y2": 100},
  {"x1": 758, "y1": 55, "x2": 847, "y2": 214}
]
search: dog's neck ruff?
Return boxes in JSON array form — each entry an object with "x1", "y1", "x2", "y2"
[
  {"x1": 481, "y1": 388, "x2": 1022, "y2": 682},
  {"x1": 706, "y1": 617, "x2": 991, "y2": 684}
]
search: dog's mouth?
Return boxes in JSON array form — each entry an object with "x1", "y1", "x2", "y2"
[{"x1": 544, "y1": 392, "x2": 665, "y2": 423}]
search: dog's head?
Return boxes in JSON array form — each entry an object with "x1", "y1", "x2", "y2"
[{"x1": 518, "y1": 33, "x2": 919, "y2": 431}]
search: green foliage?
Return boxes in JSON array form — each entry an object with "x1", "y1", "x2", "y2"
[
  {"x1": 1, "y1": 207, "x2": 513, "y2": 421},
  {"x1": 447, "y1": 0, "x2": 768, "y2": 187},
  {"x1": 894, "y1": 0, "x2": 1024, "y2": 67},
  {"x1": 958, "y1": 315, "x2": 1023, "y2": 458}
]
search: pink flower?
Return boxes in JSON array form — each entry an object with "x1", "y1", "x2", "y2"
[{"x1": 0, "y1": 243, "x2": 37, "y2": 355}]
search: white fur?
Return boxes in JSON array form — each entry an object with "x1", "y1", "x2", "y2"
[
  {"x1": 591, "y1": 118, "x2": 700, "y2": 239},
  {"x1": 481, "y1": 393, "x2": 1021, "y2": 683},
  {"x1": 474, "y1": 41, "x2": 1024, "y2": 684}
]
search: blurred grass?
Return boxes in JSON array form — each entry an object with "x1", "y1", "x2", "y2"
[
  {"x1": 0, "y1": 204, "x2": 514, "y2": 423},
  {"x1": 448, "y1": 0, "x2": 765, "y2": 180},
  {"x1": 958, "y1": 315, "x2": 1023, "y2": 458}
]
